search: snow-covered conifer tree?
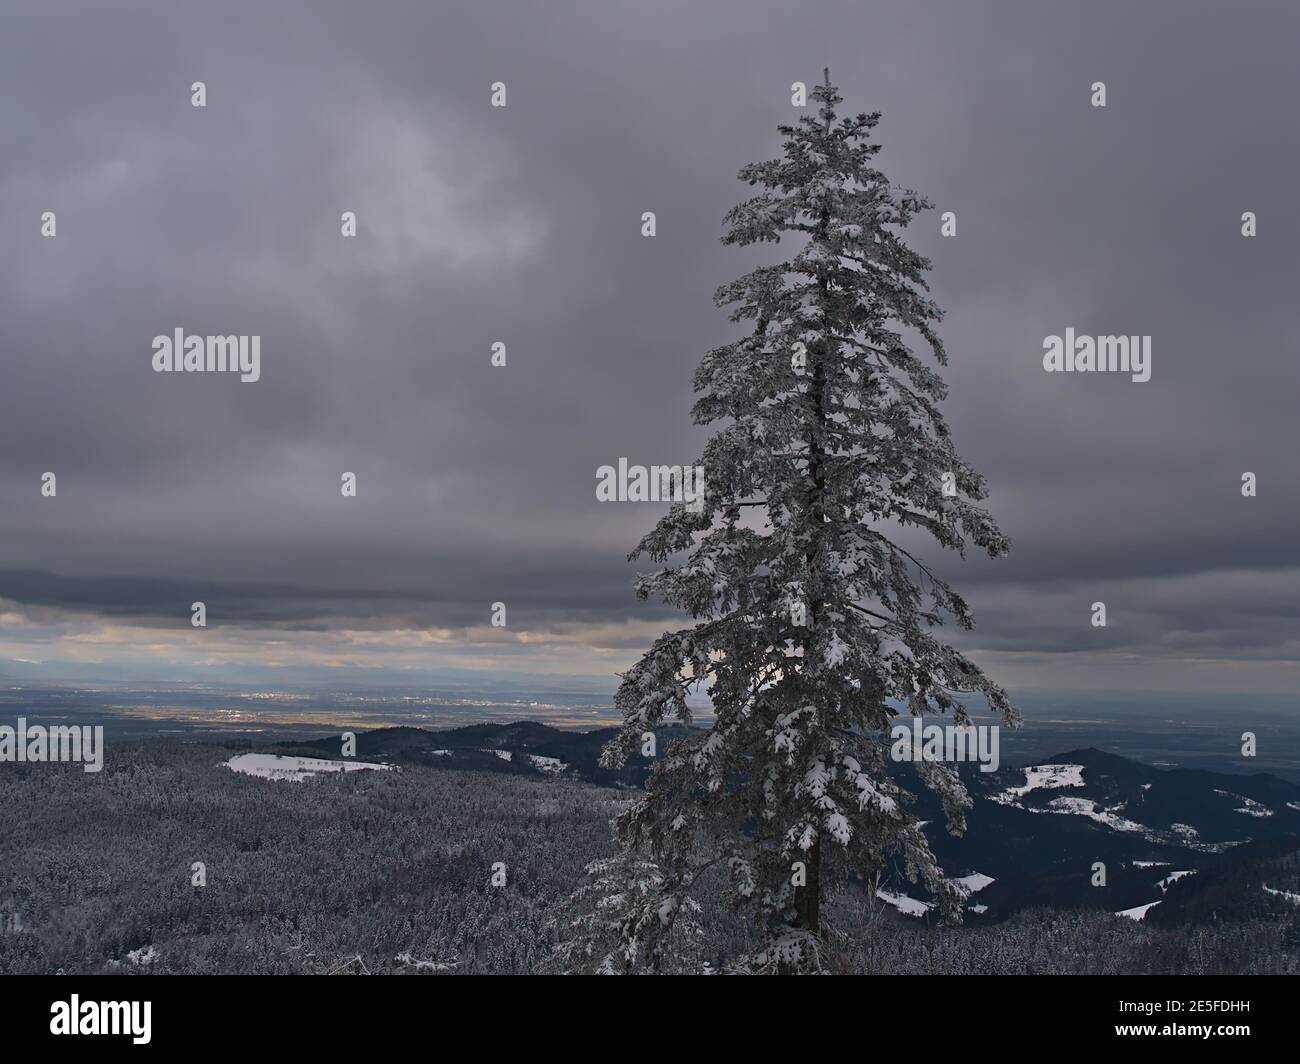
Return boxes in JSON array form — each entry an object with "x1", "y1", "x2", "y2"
[{"x1": 595, "y1": 71, "x2": 1017, "y2": 973}]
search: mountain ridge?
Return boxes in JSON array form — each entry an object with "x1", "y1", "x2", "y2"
[{"x1": 257, "y1": 723, "x2": 1300, "y2": 925}]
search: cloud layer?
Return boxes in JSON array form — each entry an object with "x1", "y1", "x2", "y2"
[{"x1": 1, "y1": 1, "x2": 1297, "y2": 694}]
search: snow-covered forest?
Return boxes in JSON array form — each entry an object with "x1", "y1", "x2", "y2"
[{"x1": 1, "y1": 741, "x2": 1294, "y2": 975}]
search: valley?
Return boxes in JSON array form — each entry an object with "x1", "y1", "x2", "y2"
[{"x1": 1, "y1": 720, "x2": 1295, "y2": 975}]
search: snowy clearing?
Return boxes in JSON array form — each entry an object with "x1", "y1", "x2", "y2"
[
  {"x1": 875, "y1": 889, "x2": 931, "y2": 917},
  {"x1": 1038, "y1": 796, "x2": 1145, "y2": 833},
  {"x1": 1156, "y1": 870, "x2": 1196, "y2": 892},
  {"x1": 992, "y1": 764, "x2": 1084, "y2": 804},
  {"x1": 224, "y1": 753, "x2": 393, "y2": 782},
  {"x1": 1116, "y1": 901, "x2": 1161, "y2": 921},
  {"x1": 951, "y1": 872, "x2": 995, "y2": 897},
  {"x1": 1214, "y1": 790, "x2": 1273, "y2": 817},
  {"x1": 528, "y1": 754, "x2": 568, "y2": 776}
]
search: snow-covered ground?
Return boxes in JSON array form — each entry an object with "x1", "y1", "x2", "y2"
[
  {"x1": 992, "y1": 764, "x2": 1084, "y2": 804},
  {"x1": 1114, "y1": 868, "x2": 1195, "y2": 919},
  {"x1": 875, "y1": 889, "x2": 931, "y2": 917},
  {"x1": 528, "y1": 754, "x2": 568, "y2": 776},
  {"x1": 224, "y1": 753, "x2": 393, "y2": 782},
  {"x1": 1214, "y1": 790, "x2": 1274, "y2": 817},
  {"x1": 874, "y1": 873, "x2": 992, "y2": 917},
  {"x1": 1156, "y1": 870, "x2": 1196, "y2": 892},
  {"x1": 1039, "y1": 796, "x2": 1146, "y2": 833},
  {"x1": 407, "y1": 747, "x2": 567, "y2": 775},
  {"x1": 1115, "y1": 901, "x2": 1162, "y2": 921},
  {"x1": 395, "y1": 951, "x2": 458, "y2": 972},
  {"x1": 951, "y1": 872, "x2": 995, "y2": 897},
  {"x1": 1263, "y1": 884, "x2": 1300, "y2": 905}
]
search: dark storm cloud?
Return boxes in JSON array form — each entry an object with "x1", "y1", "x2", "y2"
[{"x1": 1, "y1": 0, "x2": 1297, "y2": 688}]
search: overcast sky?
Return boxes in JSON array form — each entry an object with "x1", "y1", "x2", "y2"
[{"x1": 1, "y1": 0, "x2": 1297, "y2": 697}]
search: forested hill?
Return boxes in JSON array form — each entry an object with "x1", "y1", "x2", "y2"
[
  {"x1": 1, "y1": 735, "x2": 1296, "y2": 974},
  {"x1": 266, "y1": 724, "x2": 1300, "y2": 923}
]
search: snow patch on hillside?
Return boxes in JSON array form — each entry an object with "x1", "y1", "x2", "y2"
[
  {"x1": 992, "y1": 764, "x2": 1084, "y2": 805},
  {"x1": 951, "y1": 872, "x2": 995, "y2": 897},
  {"x1": 127, "y1": 945, "x2": 158, "y2": 966},
  {"x1": 876, "y1": 889, "x2": 931, "y2": 917},
  {"x1": 1038, "y1": 796, "x2": 1145, "y2": 833},
  {"x1": 395, "y1": 951, "x2": 458, "y2": 971},
  {"x1": 528, "y1": 754, "x2": 568, "y2": 776},
  {"x1": 1214, "y1": 790, "x2": 1273, "y2": 817},
  {"x1": 1263, "y1": 884, "x2": 1300, "y2": 905},
  {"x1": 1156, "y1": 870, "x2": 1196, "y2": 892},
  {"x1": 1116, "y1": 901, "x2": 1161, "y2": 921},
  {"x1": 874, "y1": 874, "x2": 992, "y2": 915},
  {"x1": 225, "y1": 753, "x2": 393, "y2": 782}
]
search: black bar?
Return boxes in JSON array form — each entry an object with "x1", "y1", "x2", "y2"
[{"x1": 3, "y1": 974, "x2": 1287, "y2": 1051}]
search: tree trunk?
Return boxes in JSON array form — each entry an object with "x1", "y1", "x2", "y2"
[
  {"x1": 797, "y1": 837, "x2": 821, "y2": 933},
  {"x1": 795, "y1": 201, "x2": 832, "y2": 942}
]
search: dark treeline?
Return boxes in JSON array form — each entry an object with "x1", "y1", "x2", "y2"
[{"x1": 0, "y1": 741, "x2": 1294, "y2": 974}]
